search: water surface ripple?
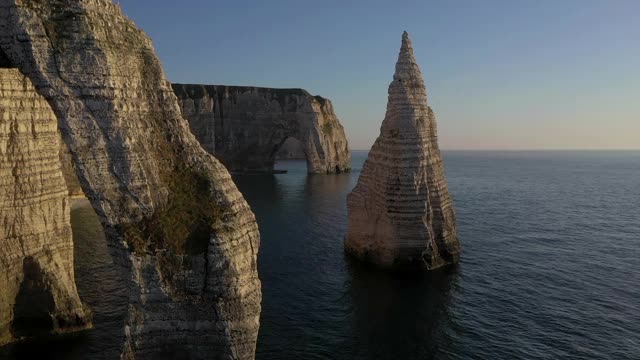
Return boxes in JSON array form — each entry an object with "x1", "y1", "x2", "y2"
[{"x1": 2, "y1": 151, "x2": 638, "y2": 359}]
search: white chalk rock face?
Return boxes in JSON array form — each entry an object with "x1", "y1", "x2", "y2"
[
  {"x1": 345, "y1": 32, "x2": 460, "y2": 270},
  {"x1": 0, "y1": 1, "x2": 260, "y2": 358},
  {"x1": 0, "y1": 69, "x2": 92, "y2": 345}
]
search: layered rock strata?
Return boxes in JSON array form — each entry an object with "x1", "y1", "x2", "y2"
[
  {"x1": 0, "y1": 1, "x2": 261, "y2": 358},
  {"x1": 345, "y1": 32, "x2": 460, "y2": 270},
  {"x1": 172, "y1": 84, "x2": 351, "y2": 174},
  {"x1": 0, "y1": 68, "x2": 92, "y2": 345}
]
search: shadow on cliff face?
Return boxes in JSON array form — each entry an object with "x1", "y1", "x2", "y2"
[
  {"x1": 1, "y1": 200, "x2": 128, "y2": 360},
  {"x1": 0, "y1": 48, "x2": 13, "y2": 68},
  {"x1": 344, "y1": 259, "x2": 459, "y2": 360},
  {"x1": 11, "y1": 257, "x2": 56, "y2": 338}
]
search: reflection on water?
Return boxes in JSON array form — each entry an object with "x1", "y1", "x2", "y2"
[
  {"x1": 235, "y1": 158, "x2": 460, "y2": 360},
  {"x1": 345, "y1": 260, "x2": 458, "y2": 360},
  {"x1": 69, "y1": 200, "x2": 128, "y2": 358},
  {"x1": 240, "y1": 152, "x2": 640, "y2": 359}
]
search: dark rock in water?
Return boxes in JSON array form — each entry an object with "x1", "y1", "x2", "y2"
[
  {"x1": 345, "y1": 32, "x2": 460, "y2": 270},
  {"x1": 172, "y1": 84, "x2": 351, "y2": 174},
  {"x1": 0, "y1": 0, "x2": 261, "y2": 358}
]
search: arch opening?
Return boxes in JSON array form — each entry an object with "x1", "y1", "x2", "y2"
[
  {"x1": 275, "y1": 137, "x2": 305, "y2": 160},
  {"x1": 272, "y1": 136, "x2": 311, "y2": 174}
]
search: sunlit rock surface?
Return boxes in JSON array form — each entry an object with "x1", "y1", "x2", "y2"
[
  {"x1": 173, "y1": 84, "x2": 351, "y2": 174},
  {"x1": 0, "y1": 68, "x2": 92, "y2": 346},
  {"x1": 345, "y1": 32, "x2": 460, "y2": 270},
  {"x1": 0, "y1": 1, "x2": 261, "y2": 358}
]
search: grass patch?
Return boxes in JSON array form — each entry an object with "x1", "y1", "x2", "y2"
[
  {"x1": 119, "y1": 164, "x2": 220, "y2": 256},
  {"x1": 322, "y1": 123, "x2": 333, "y2": 135}
]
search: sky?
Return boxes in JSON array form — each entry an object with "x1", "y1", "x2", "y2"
[{"x1": 117, "y1": 0, "x2": 639, "y2": 150}]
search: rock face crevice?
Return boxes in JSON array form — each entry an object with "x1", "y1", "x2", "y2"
[
  {"x1": 1, "y1": 1, "x2": 261, "y2": 358},
  {"x1": 345, "y1": 32, "x2": 460, "y2": 270},
  {"x1": 0, "y1": 68, "x2": 92, "y2": 346},
  {"x1": 172, "y1": 84, "x2": 351, "y2": 174},
  {"x1": 59, "y1": 138, "x2": 84, "y2": 198}
]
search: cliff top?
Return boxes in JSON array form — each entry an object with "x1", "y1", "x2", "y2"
[{"x1": 171, "y1": 83, "x2": 329, "y2": 105}]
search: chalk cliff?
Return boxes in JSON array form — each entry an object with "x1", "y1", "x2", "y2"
[
  {"x1": 172, "y1": 84, "x2": 351, "y2": 174},
  {"x1": 0, "y1": 68, "x2": 92, "y2": 346},
  {"x1": 345, "y1": 32, "x2": 460, "y2": 270},
  {"x1": 0, "y1": 1, "x2": 260, "y2": 358}
]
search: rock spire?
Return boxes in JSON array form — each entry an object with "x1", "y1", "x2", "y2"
[{"x1": 345, "y1": 32, "x2": 460, "y2": 270}]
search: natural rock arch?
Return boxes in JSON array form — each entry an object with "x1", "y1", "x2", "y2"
[
  {"x1": 0, "y1": 1, "x2": 261, "y2": 359},
  {"x1": 0, "y1": 68, "x2": 92, "y2": 346},
  {"x1": 173, "y1": 84, "x2": 352, "y2": 174}
]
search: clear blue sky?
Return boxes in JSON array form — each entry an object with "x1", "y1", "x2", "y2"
[{"x1": 118, "y1": 0, "x2": 639, "y2": 150}]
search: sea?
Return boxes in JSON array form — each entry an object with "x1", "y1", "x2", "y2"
[{"x1": 2, "y1": 150, "x2": 639, "y2": 359}]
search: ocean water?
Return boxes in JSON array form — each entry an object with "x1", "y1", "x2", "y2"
[{"x1": 2, "y1": 151, "x2": 639, "y2": 359}]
